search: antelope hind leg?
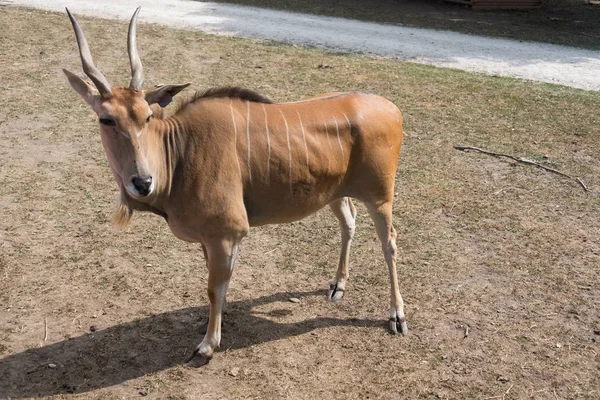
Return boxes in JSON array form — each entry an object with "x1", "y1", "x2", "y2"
[{"x1": 366, "y1": 201, "x2": 408, "y2": 335}]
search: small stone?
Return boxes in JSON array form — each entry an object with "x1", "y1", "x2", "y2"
[
  {"x1": 48, "y1": 363, "x2": 57, "y2": 369},
  {"x1": 139, "y1": 388, "x2": 148, "y2": 396},
  {"x1": 89, "y1": 325, "x2": 97, "y2": 332},
  {"x1": 556, "y1": 343, "x2": 562, "y2": 348},
  {"x1": 145, "y1": 264, "x2": 152, "y2": 267},
  {"x1": 441, "y1": 355, "x2": 448, "y2": 360},
  {"x1": 497, "y1": 375, "x2": 510, "y2": 383},
  {"x1": 229, "y1": 367, "x2": 240, "y2": 377},
  {"x1": 289, "y1": 297, "x2": 300, "y2": 303}
]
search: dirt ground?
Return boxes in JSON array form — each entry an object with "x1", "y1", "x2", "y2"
[{"x1": 1, "y1": 6, "x2": 600, "y2": 400}]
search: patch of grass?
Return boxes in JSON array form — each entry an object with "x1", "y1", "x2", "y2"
[{"x1": 208, "y1": 0, "x2": 600, "y2": 50}]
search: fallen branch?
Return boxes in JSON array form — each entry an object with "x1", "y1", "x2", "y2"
[
  {"x1": 503, "y1": 385, "x2": 514, "y2": 400},
  {"x1": 44, "y1": 318, "x2": 48, "y2": 342},
  {"x1": 454, "y1": 145, "x2": 588, "y2": 192}
]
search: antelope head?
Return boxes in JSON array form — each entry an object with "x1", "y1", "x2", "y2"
[{"x1": 63, "y1": 8, "x2": 189, "y2": 207}]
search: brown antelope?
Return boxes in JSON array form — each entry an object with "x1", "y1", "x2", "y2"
[{"x1": 64, "y1": 7, "x2": 407, "y2": 364}]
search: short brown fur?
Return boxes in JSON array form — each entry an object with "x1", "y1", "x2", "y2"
[{"x1": 64, "y1": 8, "x2": 408, "y2": 365}]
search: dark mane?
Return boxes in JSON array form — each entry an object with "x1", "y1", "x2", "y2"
[{"x1": 176, "y1": 86, "x2": 273, "y2": 113}]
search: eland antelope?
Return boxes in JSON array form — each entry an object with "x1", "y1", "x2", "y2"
[{"x1": 64, "y1": 7, "x2": 407, "y2": 364}]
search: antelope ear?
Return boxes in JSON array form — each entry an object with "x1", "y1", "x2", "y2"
[
  {"x1": 145, "y1": 83, "x2": 191, "y2": 108},
  {"x1": 63, "y1": 68, "x2": 100, "y2": 109}
]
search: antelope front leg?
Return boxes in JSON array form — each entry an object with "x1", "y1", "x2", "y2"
[
  {"x1": 187, "y1": 236, "x2": 241, "y2": 365},
  {"x1": 328, "y1": 197, "x2": 357, "y2": 302}
]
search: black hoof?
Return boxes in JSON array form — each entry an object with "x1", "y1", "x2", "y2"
[
  {"x1": 328, "y1": 283, "x2": 345, "y2": 302},
  {"x1": 185, "y1": 349, "x2": 212, "y2": 368},
  {"x1": 388, "y1": 317, "x2": 408, "y2": 335}
]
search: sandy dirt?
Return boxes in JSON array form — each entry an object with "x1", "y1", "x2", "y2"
[{"x1": 8, "y1": 0, "x2": 600, "y2": 91}]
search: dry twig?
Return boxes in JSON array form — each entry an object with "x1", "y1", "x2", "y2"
[
  {"x1": 72, "y1": 314, "x2": 82, "y2": 327},
  {"x1": 484, "y1": 384, "x2": 514, "y2": 400},
  {"x1": 503, "y1": 385, "x2": 514, "y2": 400},
  {"x1": 454, "y1": 145, "x2": 588, "y2": 192},
  {"x1": 43, "y1": 318, "x2": 48, "y2": 342}
]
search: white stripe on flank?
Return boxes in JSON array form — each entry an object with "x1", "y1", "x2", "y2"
[
  {"x1": 296, "y1": 111, "x2": 309, "y2": 170},
  {"x1": 230, "y1": 100, "x2": 242, "y2": 178},
  {"x1": 278, "y1": 108, "x2": 293, "y2": 193},
  {"x1": 324, "y1": 122, "x2": 332, "y2": 174},
  {"x1": 262, "y1": 103, "x2": 271, "y2": 181},
  {"x1": 343, "y1": 113, "x2": 352, "y2": 134},
  {"x1": 246, "y1": 101, "x2": 252, "y2": 184},
  {"x1": 334, "y1": 119, "x2": 345, "y2": 158}
]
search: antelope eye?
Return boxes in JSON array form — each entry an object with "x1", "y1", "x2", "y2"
[
  {"x1": 146, "y1": 114, "x2": 153, "y2": 123},
  {"x1": 99, "y1": 118, "x2": 116, "y2": 126}
]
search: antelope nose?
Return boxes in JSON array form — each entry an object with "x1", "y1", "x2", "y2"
[{"x1": 132, "y1": 176, "x2": 153, "y2": 196}]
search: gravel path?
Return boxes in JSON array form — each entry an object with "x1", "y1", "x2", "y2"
[{"x1": 11, "y1": 0, "x2": 600, "y2": 91}]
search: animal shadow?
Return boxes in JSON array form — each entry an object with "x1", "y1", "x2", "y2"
[{"x1": 0, "y1": 290, "x2": 382, "y2": 397}]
